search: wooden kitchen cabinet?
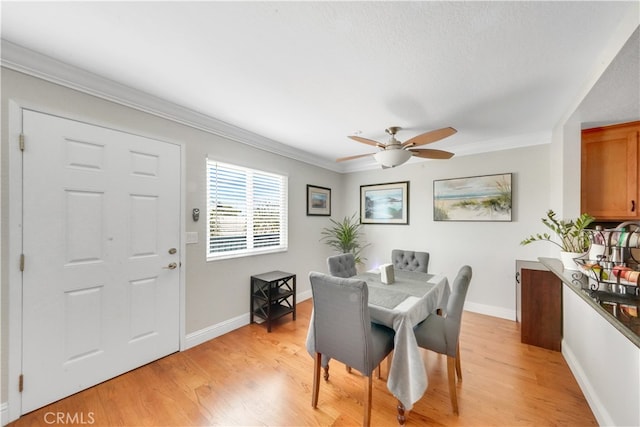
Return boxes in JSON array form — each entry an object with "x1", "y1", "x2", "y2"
[
  {"x1": 581, "y1": 121, "x2": 640, "y2": 221},
  {"x1": 520, "y1": 267, "x2": 562, "y2": 351}
]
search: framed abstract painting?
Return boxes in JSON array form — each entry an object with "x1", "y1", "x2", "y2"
[{"x1": 433, "y1": 173, "x2": 512, "y2": 221}]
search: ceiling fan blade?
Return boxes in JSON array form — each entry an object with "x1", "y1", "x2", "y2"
[
  {"x1": 401, "y1": 127, "x2": 457, "y2": 148},
  {"x1": 336, "y1": 152, "x2": 375, "y2": 162},
  {"x1": 348, "y1": 135, "x2": 385, "y2": 148},
  {"x1": 409, "y1": 148, "x2": 455, "y2": 159}
]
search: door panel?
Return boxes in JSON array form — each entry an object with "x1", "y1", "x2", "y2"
[{"x1": 21, "y1": 110, "x2": 181, "y2": 413}]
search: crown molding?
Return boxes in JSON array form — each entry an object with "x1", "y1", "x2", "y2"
[
  {"x1": 453, "y1": 131, "x2": 551, "y2": 157},
  {"x1": 0, "y1": 39, "x2": 341, "y2": 172},
  {"x1": 0, "y1": 40, "x2": 551, "y2": 175}
]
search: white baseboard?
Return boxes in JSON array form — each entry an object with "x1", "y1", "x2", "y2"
[
  {"x1": 464, "y1": 301, "x2": 516, "y2": 321},
  {"x1": 562, "y1": 339, "x2": 613, "y2": 427},
  {"x1": 1, "y1": 401, "x2": 9, "y2": 426},
  {"x1": 183, "y1": 292, "x2": 511, "y2": 351},
  {"x1": 184, "y1": 291, "x2": 313, "y2": 350},
  {"x1": 297, "y1": 289, "x2": 312, "y2": 302},
  {"x1": 3, "y1": 292, "x2": 510, "y2": 425},
  {"x1": 184, "y1": 312, "x2": 250, "y2": 350}
]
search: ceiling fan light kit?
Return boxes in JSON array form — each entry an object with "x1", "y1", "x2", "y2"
[
  {"x1": 374, "y1": 149, "x2": 412, "y2": 168},
  {"x1": 339, "y1": 126, "x2": 457, "y2": 169}
]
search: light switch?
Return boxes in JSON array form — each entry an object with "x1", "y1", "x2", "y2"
[{"x1": 185, "y1": 232, "x2": 198, "y2": 244}]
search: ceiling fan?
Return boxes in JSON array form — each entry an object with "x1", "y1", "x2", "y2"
[{"x1": 337, "y1": 126, "x2": 457, "y2": 168}]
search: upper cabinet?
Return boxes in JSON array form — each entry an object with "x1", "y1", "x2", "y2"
[{"x1": 581, "y1": 121, "x2": 640, "y2": 221}]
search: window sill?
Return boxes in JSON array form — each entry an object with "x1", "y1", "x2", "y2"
[{"x1": 207, "y1": 247, "x2": 287, "y2": 262}]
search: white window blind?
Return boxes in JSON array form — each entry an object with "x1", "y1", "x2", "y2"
[{"x1": 207, "y1": 159, "x2": 288, "y2": 260}]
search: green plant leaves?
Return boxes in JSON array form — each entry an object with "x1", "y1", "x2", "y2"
[
  {"x1": 520, "y1": 209, "x2": 595, "y2": 252},
  {"x1": 320, "y1": 213, "x2": 370, "y2": 264}
]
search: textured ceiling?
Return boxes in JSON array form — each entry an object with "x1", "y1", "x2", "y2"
[
  {"x1": 579, "y1": 26, "x2": 639, "y2": 129},
  {"x1": 1, "y1": 1, "x2": 638, "y2": 172}
]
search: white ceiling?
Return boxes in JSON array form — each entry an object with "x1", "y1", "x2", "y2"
[{"x1": 1, "y1": 1, "x2": 639, "y2": 172}]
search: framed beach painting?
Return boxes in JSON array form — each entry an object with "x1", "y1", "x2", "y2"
[
  {"x1": 360, "y1": 181, "x2": 409, "y2": 224},
  {"x1": 433, "y1": 173, "x2": 512, "y2": 222},
  {"x1": 306, "y1": 185, "x2": 331, "y2": 216}
]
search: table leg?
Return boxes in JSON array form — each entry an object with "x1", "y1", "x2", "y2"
[{"x1": 397, "y1": 400, "x2": 406, "y2": 425}]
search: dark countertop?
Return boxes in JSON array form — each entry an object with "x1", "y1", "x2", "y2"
[{"x1": 539, "y1": 257, "x2": 640, "y2": 349}]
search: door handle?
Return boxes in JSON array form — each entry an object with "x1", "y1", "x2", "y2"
[{"x1": 163, "y1": 262, "x2": 178, "y2": 270}]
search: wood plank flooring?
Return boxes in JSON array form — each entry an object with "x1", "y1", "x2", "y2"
[{"x1": 10, "y1": 299, "x2": 597, "y2": 426}]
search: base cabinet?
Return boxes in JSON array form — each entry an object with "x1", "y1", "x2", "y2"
[{"x1": 517, "y1": 261, "x2": 562, "y2": 351}]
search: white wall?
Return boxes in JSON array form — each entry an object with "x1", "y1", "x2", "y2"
[
  {"x1": 550, "y1": 112, "x2": 582, "y2": 218},
  {"x1": 0, "y1": 67, "x2": 561, "y2": 409},
  {"x1": 342, "y1": 143, "x2": 555, "y2": 320},
  {"x1": 563, "y1": 286, "x2": 640, "y2": 426},
  {"x1": 0, "y1": 65, "x2": 598, "y2": 413},
  {"x1": 181, "y1": 131, "x2": 342, "y2": 335},
  {"x1": 0, "y1": 68, "x2": 342, "y2": 403}
]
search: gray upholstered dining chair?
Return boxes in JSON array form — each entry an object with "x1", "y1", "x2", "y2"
[
  {"x1": 309, "y1": 272, "x2": 395, "y2": 427},
  {"x1": 413, "y1": 265, "x2": 472, "y2": 415},
  {"x1": 327, "y1": 253, "x2": 357, "y2": 278},
  {"x1": 392, "y1": 249, "x2": 430, "y2": 273},
  {"x1": 326, "y1": 253, "x2": 389, "y2": 377}
]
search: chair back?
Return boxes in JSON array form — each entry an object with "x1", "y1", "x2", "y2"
[
  {"x1": 327, "y1": 253, "x2": 357, "y2": 278},
  {"x1": 309, "y1": 272, "x2": 376, "y2": 374},
  {"x1": 443, "y1": 265, "x2": 472, "y2": 353},
  {"x1": 392, "y1": 249, "x2": 429, "y2": 273}
]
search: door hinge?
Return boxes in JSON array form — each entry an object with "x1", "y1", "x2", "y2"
[
  {"x1": 19, "y1": 374, "x2": 24, "y2": 392},
  {"x1": 19, "y1": 133, "x2": 25, "y2": 151},
  {"x1": 20, "y1": 254, "x2": 25, "y2": 272}
]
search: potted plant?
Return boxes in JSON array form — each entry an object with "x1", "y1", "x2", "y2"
[
  {"x1": 320, "y1": 213, "x2": 370, "y2": 265},
  {"x1": 521, "y1": 209, "x2": 595, "y2": 270}
]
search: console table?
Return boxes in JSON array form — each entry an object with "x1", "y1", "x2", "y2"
[{"x1": 250, "y1": 271, "x2": 296, "y2": 332}]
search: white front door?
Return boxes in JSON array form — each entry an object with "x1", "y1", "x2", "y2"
[{"x1": 21, "y1": 110, "x2": 181, "y2": 413}]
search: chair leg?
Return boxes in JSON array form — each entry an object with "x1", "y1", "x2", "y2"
[
  {"x1": 455, "y1": 343, "x2": 462, "y2": 381},
  {"x1": 447, "y1": 356, "x2": 459, "y2": 415},
  {"x1": 376, "y1": 351, "x2": 394, "y2": 380},
  {"x1": 346, "y1": 365, "x2": 352, "y2": 374},
  {"x1": 312, "y1": 353, "x2": 321, "y2": 408},
  {"x1": 363, "y1": 375, "x2": 373, "y2": 427},
  {"x1": 323, "y1": 363, "x2": 330, "y2": 381}
]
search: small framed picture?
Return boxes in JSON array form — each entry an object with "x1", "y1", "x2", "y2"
[
  {"x1": 307, "y1": 185, "x2": 331, "y2": 216},
  {"x1": 360, "y1": 181, "x2": 409, "y2": 224}
]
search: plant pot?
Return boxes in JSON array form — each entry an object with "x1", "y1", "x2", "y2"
[{"x1": 560, "y1": 251, "x2": 585, "y2": 271}]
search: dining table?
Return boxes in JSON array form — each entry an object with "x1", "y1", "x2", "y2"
[{"x1": 305, "y1": 268, "x2": 451, "y2": 424}]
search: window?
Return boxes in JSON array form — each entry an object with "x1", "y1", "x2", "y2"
[{"x1": 206, "y1": 159, "x2": 288, "y2": 260}]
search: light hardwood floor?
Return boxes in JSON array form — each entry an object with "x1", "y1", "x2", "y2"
[{"x1": 10, "y1": 299, "x2": 597, "y2": 426}]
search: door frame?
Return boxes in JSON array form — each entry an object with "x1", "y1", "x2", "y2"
[{"x1": 6, "y1": 100, "x2": 187, "y2": 423}]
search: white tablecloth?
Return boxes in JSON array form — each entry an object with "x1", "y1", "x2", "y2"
[{"x1": 306, "y1": 269, "x2": 450, "y2": 411}]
